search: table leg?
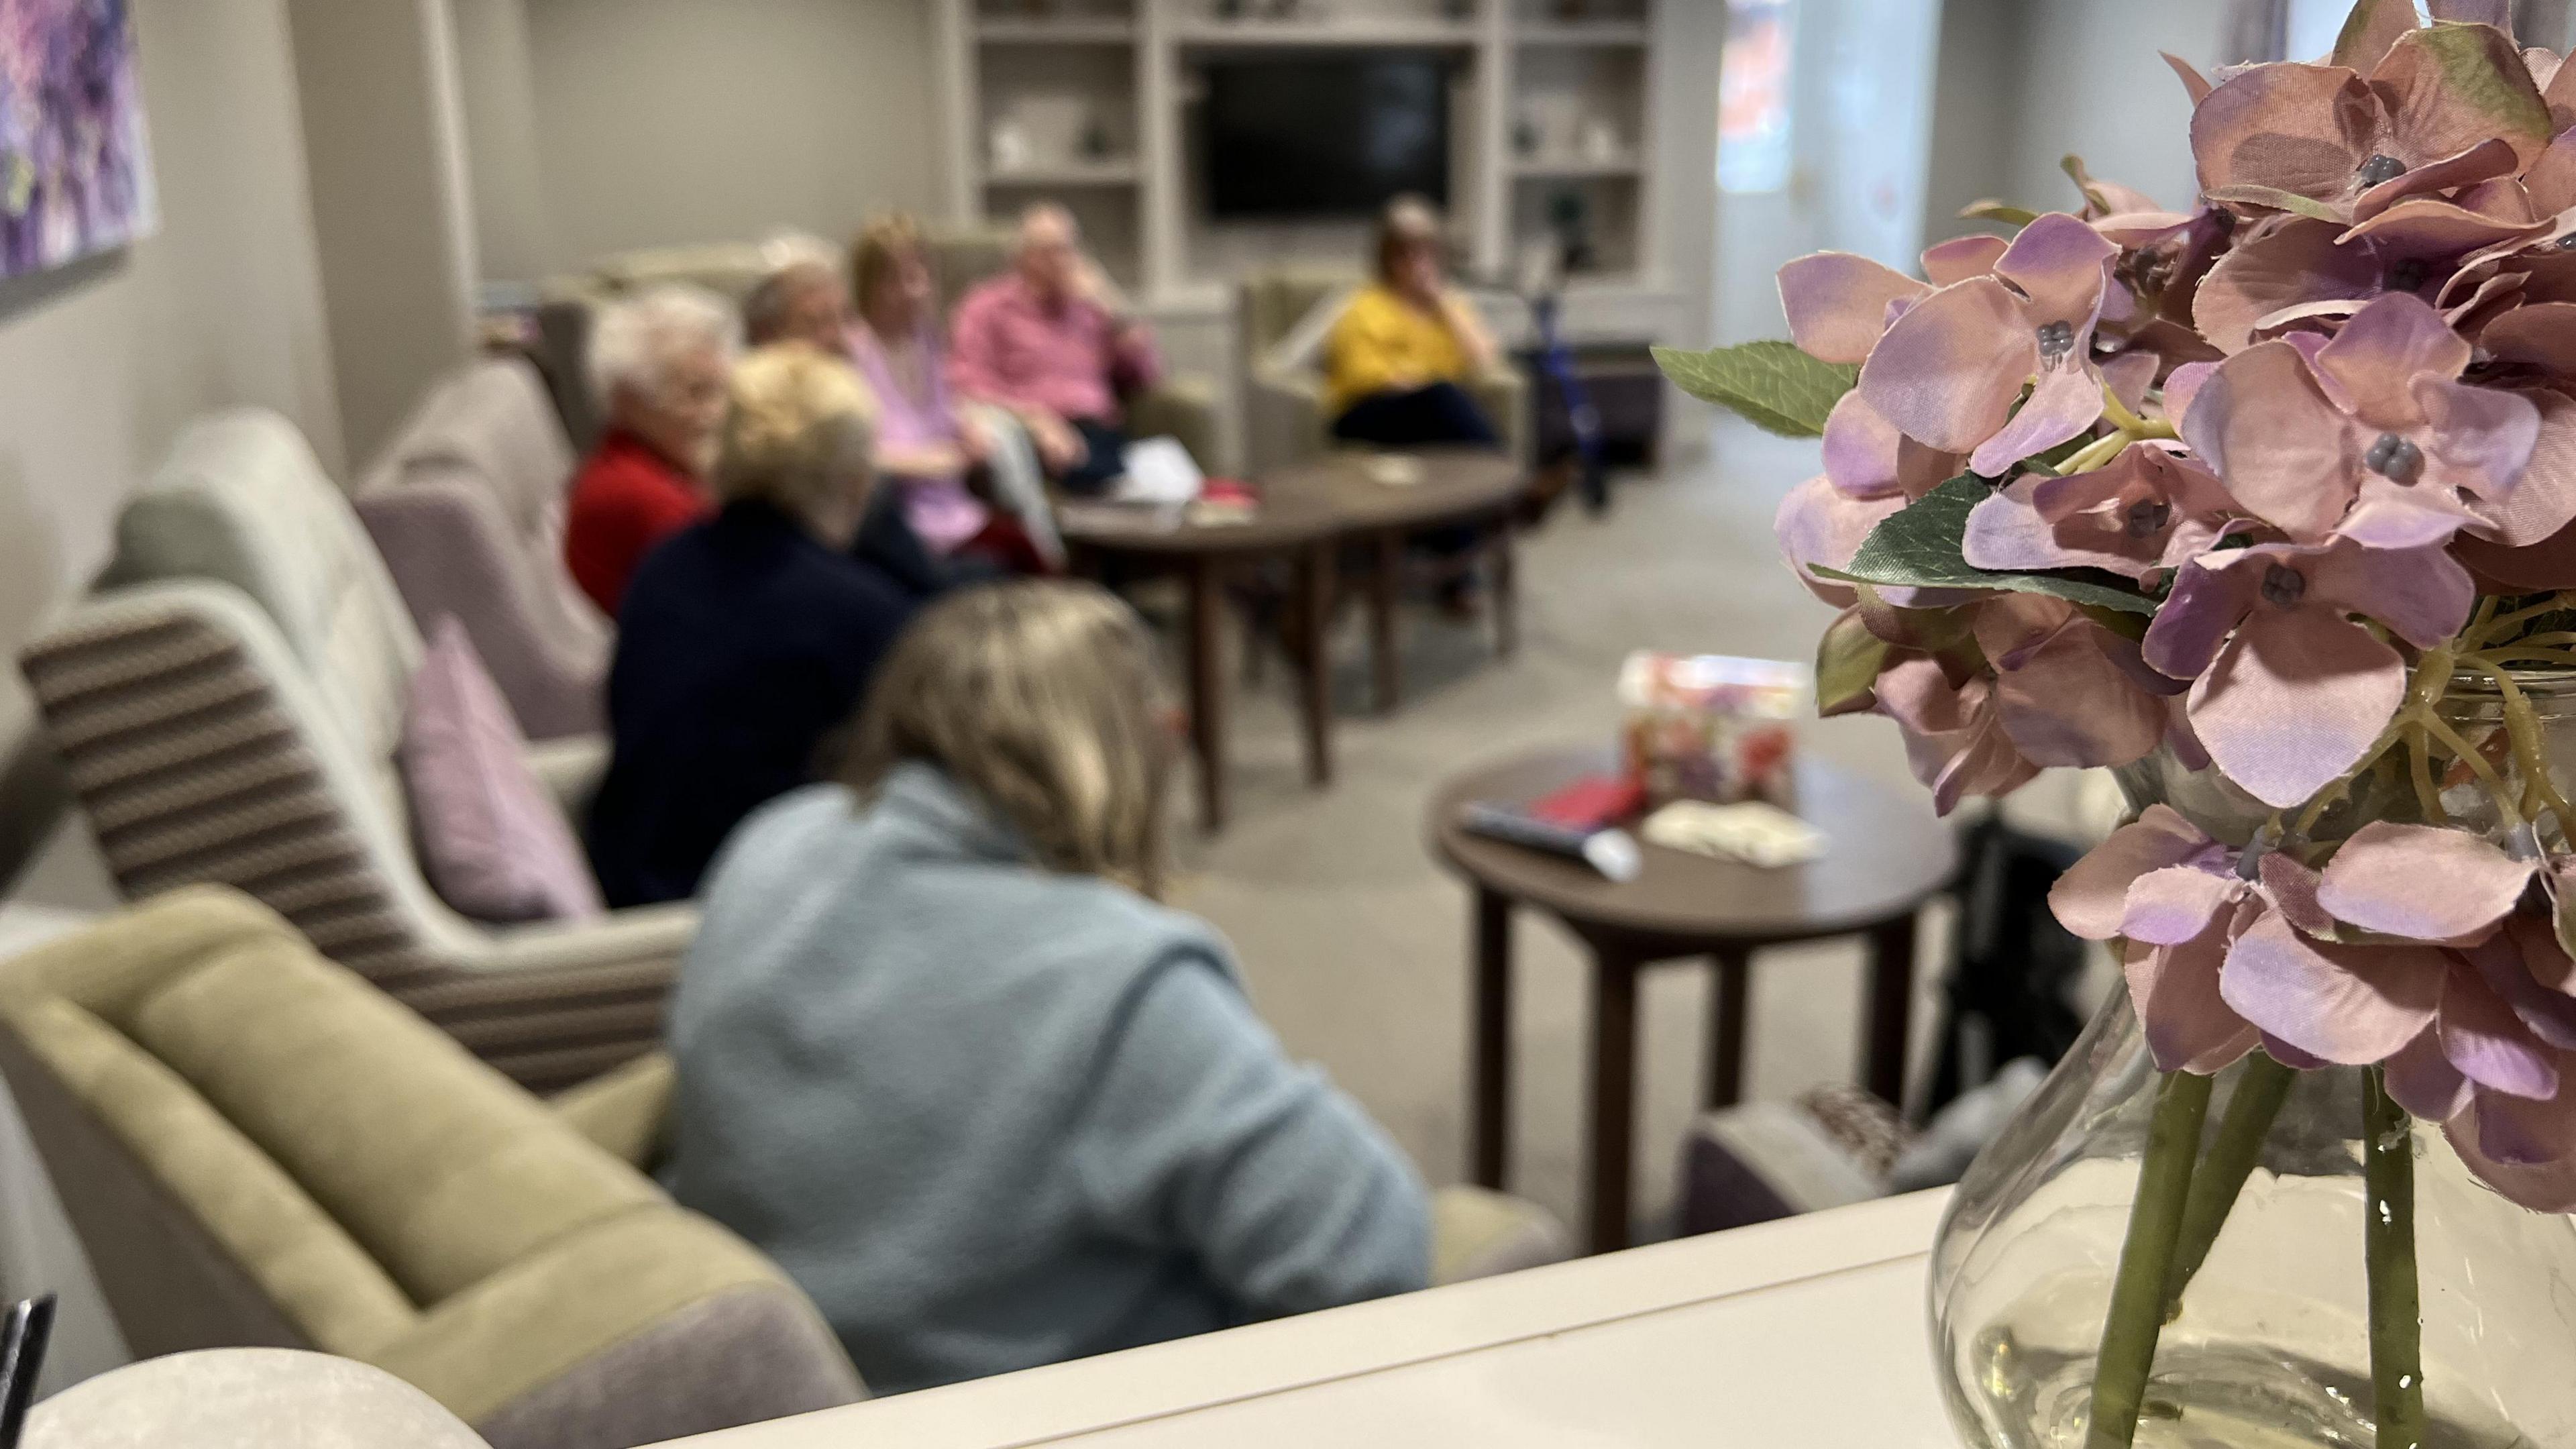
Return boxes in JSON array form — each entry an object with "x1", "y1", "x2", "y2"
[
  {"x1": 1371, "y1": 530, "x2": 1402, "y2": 715},
  {"x1": 1297, "y1": 541, "x2": 1334, "y2": 789},
  {"x1": 1705, "y1": 947, "x2": 1751, "y2": 1110},
  {"x1": 1864, "y1": 912, "x2": 1920, "y2": 1112},
  {"x1": 1490, "y1": 514, "x2": 1519, "y2": 659},
  {"x1": 1471, "y1": 887, "x2": 1512, "y2": 1189},
  {"x1": 1186, "y1": 555, "x2": 1227, "y2": 833},
  {"x1": 1587, "y1": 948, "x2": 1640, "y2": 1254}
]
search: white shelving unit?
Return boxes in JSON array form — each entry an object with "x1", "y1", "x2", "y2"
[
  {"x1": 936, "y1": 0, "x2": 1678, "y2": 467},
  {"x1": 940, "y1": 0, "x2": 1658, "y2": 303}
]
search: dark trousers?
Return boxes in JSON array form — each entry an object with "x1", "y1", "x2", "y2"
[
  {"x1": 1332, "y1": 382, "x2": 1500, "y2": 566},
  {"x1": 1058, "y1": 416, "x2": 1130, "y2": 497},
  {"x1": 1330, "y1": 380, "x2": 1501, "y2": 449}
]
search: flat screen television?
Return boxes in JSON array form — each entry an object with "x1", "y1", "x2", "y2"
[{"x1": 1201, "y1": 53, "x2": 1452, "y2": 218}]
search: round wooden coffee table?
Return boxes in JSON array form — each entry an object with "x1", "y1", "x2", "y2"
[
  {"x1": 1060, "y1": 491, "x2": 1344, "y2": 833},
  {"x1": 1428, "y1": 745, "x2": 1957, "y2": 1254},
  {"x1": 1266, "y1": 448, "x2": 1525, "y2": 714}
]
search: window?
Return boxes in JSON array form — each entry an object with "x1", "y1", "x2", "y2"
[{"x1": 1718, "y1": 0, "x2": 1796, "y2": 195}]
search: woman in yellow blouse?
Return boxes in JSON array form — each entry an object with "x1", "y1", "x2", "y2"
[{"x1": 1324, "y1": 198, "x2": 1501, "y2": 449}]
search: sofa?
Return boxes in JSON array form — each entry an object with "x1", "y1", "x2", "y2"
[
  {"x1": 17, "y1": 411, "x2": 692, "y2": 1092},
  {"x1": 356, "y1": 356, "x2": 608, "y2": 743},
  {"x1": 1237, "y1": 267, "x2": 1530, "y2": 475},
  {"x1": 0, "y1": 889, "x2": 861, "y2": 1449}
]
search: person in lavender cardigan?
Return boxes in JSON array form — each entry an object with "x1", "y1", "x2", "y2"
[{"x1": 844, "y1": 215, "x2": 1051, "y2": 585}]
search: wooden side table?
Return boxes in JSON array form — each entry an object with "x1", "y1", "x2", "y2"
[
  {"x1": 1061, "y1": 494, "x2": 1344, "y2": 833},
  {"x1": 1428, "y1": 747, "x2": 1958, "y2": 1254},
  {"x1": 1267, "y1": 449, "x2": 1527, "y2": 714}
]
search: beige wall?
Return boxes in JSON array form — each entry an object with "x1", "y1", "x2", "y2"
[
  {"x1": 1921, "y1": 0, "x2": 2231, "y2": 245},
  {"x1": 0, "y1": 0, "x2": 341, "y2": 892},
  {"x1": 286, "y1": 0, "x2": 480, "y2": 469},
  {"x1": 519, "y1": 0, "x2": 943, "y2": 274},
  {"x1": 454, "y1": 0, "x2": 558, "y2": 282}
]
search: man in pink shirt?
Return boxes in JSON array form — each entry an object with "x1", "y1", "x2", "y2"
[{"x1": 948, "y1": 203, "x2": 1163, "y2": 494}]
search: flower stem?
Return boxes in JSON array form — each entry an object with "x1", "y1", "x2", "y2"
[
  {"x1": 2160, "y1": 1052, "x2": 2296, "y2": 1322},
  {"x1": 2100, "y1": 380, "x2": 2150, "y2": 435},
  {"x1": 2418, "y1": 711, "x2": 2522, "y2": 828},
  {"x1": 2457, "y1": 654, "x2": 2576, "y2": 845},
  {"x1": 2061, "y1": 430, "x2": 2133, "y2": 474},
  {"x1": 2087, "y1": 1070, "x2": 2213, "y2": 1449},
  {"x1": 2405, "y1": 721, "x2": 2448, "y2": 825},
  {"x1": 2362, "y1": 1068, "x2": 2424, "y2": 1449}
]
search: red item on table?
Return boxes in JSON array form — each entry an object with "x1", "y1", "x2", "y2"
[{"x1": 1523, "y1": 774, "x2": 1645, "y2": 831}]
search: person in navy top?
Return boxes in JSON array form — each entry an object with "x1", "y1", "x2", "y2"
[{"x1": 587, "y1": 343, "x2": 916, "y2": 908}]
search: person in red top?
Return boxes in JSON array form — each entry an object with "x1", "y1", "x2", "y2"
[{"x1": 565, "y1": 285, "x2": 739, "y2": 616}]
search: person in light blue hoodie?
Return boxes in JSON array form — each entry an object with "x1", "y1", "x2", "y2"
[{"x1": 664, "y1": 580, "x2": 1433, "y2": 1395}]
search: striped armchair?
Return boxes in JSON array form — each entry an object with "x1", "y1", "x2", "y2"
[
  {"x1": 18, "y1": 411, "x2": 692, "y2": 1091},
  {"x1": 356, "y1": 357, "x2": 608, "y2": 743}
]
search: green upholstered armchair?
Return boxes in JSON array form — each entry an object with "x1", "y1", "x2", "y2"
[
  {"x1": 0, "y1": 889, "x2": 861, "y2": 1449},
  {"x1": 926, "y1": 226, "x2": 1221, "y2": 473},
  {"x1": 1237, "y1": 268, "x2": 1530, "y2": 476}
]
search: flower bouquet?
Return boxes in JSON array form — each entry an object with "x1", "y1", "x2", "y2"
[{"x1": 1658, "y1": 3, "x2": 2576, "y2": 1445}]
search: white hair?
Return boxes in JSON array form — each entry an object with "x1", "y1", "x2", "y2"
[{"x1": 588, "y1": 284, "x2": 739, "y2": 409}]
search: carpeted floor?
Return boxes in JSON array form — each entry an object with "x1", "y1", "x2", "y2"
[{"x1": 1162, "y1": 420, "x2": 2102, "y2": 1241}]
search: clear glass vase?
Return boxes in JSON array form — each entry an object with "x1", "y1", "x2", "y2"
[
  {"x1": 1929, "y1": 994, "x2": 2576, "y2": 1447},
  {"x1": 1931, "y1": 682, "x2": 2576, "y2": 1449}
]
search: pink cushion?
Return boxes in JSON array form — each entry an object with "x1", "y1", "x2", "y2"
[{"x1": 401, "y1": 617, "x2": 605, "y2": 922}]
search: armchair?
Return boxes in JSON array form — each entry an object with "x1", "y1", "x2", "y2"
[
  {"x1": 0, "y1": 889, "x2": 861, "y2": 1448},
  {"x1": 19, "y1": 411, "x2": 692, "y2": 1092},
  {"x1": 1237, "y1": 268, "x2": 1530, "y2": 474},
  {"x1": 356, "y1": 356, "x2": 608, "y2": 743},
  {"x1": 926, "y1": 226, "x2": 1220, "y2": 472}
]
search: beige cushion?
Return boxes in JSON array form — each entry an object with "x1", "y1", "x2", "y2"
[
  {"x1": 0, "y1": 889, "x2": 859, "y2": 1441},
  {"x1": 101, "y1": 409, "x2": 422, "y2": 775}
]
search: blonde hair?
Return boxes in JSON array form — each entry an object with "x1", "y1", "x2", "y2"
[
  {"x1": 850, "y1": 213, "x2": 926, "y2": 313},
  {"x1": 1375, "y1": 194, "x2": 1444, "y2": 284},
  {"x1": 841, "y1": 581, "x2": 1174, "y2": 893},
  {"x1": 714, "y1": 343, "x2": 878, "y2": 516}
]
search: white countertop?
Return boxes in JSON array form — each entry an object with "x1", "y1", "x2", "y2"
[{"x1": 658, "y1": 1189, "x2": 1957, "y2": 1448}]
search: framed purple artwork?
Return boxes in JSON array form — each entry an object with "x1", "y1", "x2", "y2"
[{"x1": 0, "y1": 0, "x2": 156, "y2": 278}]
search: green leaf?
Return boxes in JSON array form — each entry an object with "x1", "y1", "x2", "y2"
[
  {"x1": 2061, "y1": 154, "x2": 2110, "y2": 213},
  {"x1": 1817, "y1": 475, "x2": 2162, "y2": 615},
  {"x1": 2202, "y1": 185, "x2": 2347, "y2": 223},
  {"x1": 1960, "y1": 199, "x2": 2038, "y2": 227},
  {"x1": 2402, "y1": 22, "x2": 2554, "y2": 153},
  {"x1": 1815, "y1": 609, "x2": 1890, "y2": 717},
  {"x1": 1652, "y1": 341, "x2": 1858, "y2": 438}
]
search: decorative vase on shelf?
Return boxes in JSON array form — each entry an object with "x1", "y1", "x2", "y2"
[{"x1": 1652, "y1": 3, "x2": 2576, "y2": 1446}]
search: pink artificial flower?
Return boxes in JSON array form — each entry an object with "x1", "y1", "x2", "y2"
[
  {"x1": 2207, "y1": 824, "x2": 2576, "y2": 1210},
  {"x1": 2142, "y1": 538, "x2": 2473, "y2": 808},
  {"x1": 1964, "y1": 441, "x2": 2247, "y2": 582},
  {"x1": 1858, "y1": 214, "x2": 2120, "y2": 479},
  {"x1": 1772, "y1": 249, "x2": 1970, "y2": 607},
  {"x1": 2189, "y1": 27, "x2": 2549, "y2": 223},
  {"x1": 2049, "y1": 804, "x2": 2265, "y2": 1073},
  {"x1": 2219, "y1": 822, "x2": 2540, "y2": 1064},
  {"x1": 1868, "y1": 596, "x2": 2172, "y2": 813},
  {"x1": 2182, "y1": 292, "x2": 2540, "y2": 545},
  {"x1": 2191, "y1": 203, "x2": 2544, "y2": 354}
]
